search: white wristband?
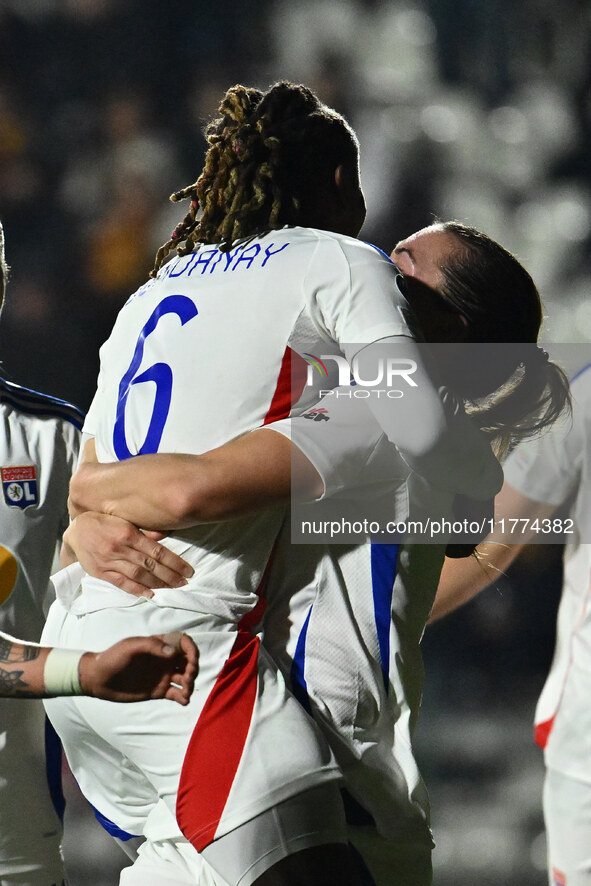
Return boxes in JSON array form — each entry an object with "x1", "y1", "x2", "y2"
[{"x1": 43, "y1": 648, "x2": 84, "y2": 696}]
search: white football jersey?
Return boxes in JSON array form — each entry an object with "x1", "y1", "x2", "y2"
[
  {"x1": 264, "y1": 395, "x2": 450, "y2": 841},
  {"x1": 79, "y1": 227, "x2": 411, "y2": 620},
  {"x1": 0, "y1": 377, "x2": 81, "y2": 884},
  {"x1": 504, "y1": 365, "x2": 591, "y2": 782},
  {"x1": 0, "y1": 377, "x2": 82, "y2": 640}
]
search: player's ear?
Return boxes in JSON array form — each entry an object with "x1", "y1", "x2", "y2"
[
  {"x1": 333, "y1": 164, "x2": 366, "y2": 236},
  {"x1": 334, "y1": 164, "x2": 355, "y2": 199}
]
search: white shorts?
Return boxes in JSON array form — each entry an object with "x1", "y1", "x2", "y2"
[
  {"x1": 263, "y1": 540, "x2": 437, "y2": 843},
  {"x1": 544, "y1": 768, "x2": 591, "y2": 885},
  {"x1": 0, "y1": 698, "x2": 65, "y2": 886},
  {"x1": 116, "y1": 783, "x2": 348, "y2": 886},
  {"x1": 41, "y1": 595, "x2": 341, "y2": 861}
]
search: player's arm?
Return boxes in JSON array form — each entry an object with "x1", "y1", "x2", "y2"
[
  {"x1": 64, "y1": 430, "x2": 322, "y2": 596},
  {"x1": 0, "y1": 631, "x2": 197, "y2": 704},
  {"x1": 433, "y1": 382, "x2": 582, "y2": 619},
  {"x1": 430, "y1": 482, "x2": 558, "y2": 621},
  {"x1": 69, "y1": 431, "x2": 323, "y2": 529}
]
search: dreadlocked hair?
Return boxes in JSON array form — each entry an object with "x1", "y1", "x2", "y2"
[
  {"x1": 151, "y1": 81, "x2": 360, "y2": 276},
  {"x1": 434, "y1": 221, "x2": 571, "y2": 458}
]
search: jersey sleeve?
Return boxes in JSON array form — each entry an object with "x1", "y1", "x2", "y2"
[
  {"x1": 265, "y1": 391, "x2": 408, "y2": 501},
  {"x1": 62, "y1": 417, "x2": 82, "y2": 478},
  {"x1": 82, "y1": 395, "x2": 98, "y2": 439},
  {"x1": 82, "y1": 335, "x2": 111, "y2": 441},
  {"x1": 81, "y1": 336, "x2": 113, "y2": 460},
  {"x1": 308, "y1": 237, "x2": 413, "y2": 348},
  {"x1": 503, "y1": 373, "x2": 586, "y2": 506}
]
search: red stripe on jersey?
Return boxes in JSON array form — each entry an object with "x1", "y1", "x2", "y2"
[
  {"x1": 534, "y1": 716, "x2": 555, "y2": 749},
  {"x1": 176, "y1": 538, "x2": 280, "y2": 849},
  {"x1": 263, "y1": 347, "x2": 308, "y2": 425},
  {"x1": 176, "y1": 626, "x2": 260, "y2": 850}
]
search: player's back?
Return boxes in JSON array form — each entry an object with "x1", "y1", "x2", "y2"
[
  {"x1": 87, "y1": 227, "x2": 404, "y2": 459},
  {"x1": 79, "y1": 227, "x2": 408, "y2": 621}
]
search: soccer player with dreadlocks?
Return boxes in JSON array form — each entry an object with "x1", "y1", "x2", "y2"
[{"x1": 42, "y1": 82, "x2": 506, "y2": 886}]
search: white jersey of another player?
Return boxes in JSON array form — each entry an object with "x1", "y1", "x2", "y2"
[
  {"x1": 263, "y1": 394, "x2": 453, "y2": 884},
  {"x1": 503, "y1": 365, "x2": 591, "y2": 777},
  {"x1": 0, "y1": 378, "x2": 82, "y2": 636},
  {"x1": 0, "y1": 376, "x2": 82, "y2": 886},
  {"x1": 495, "y1": 365, "x2": 591, "y2": 885}
]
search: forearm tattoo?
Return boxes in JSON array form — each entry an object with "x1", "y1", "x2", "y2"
[
  {"x1": 0, "y1": 638, "x2": 41, "y2": 695},
  {"x1": 0, "y1": 665, "x2": 37, "y2": 698},
  {"x1": 0, "y1": 637, "x2": 40, "y2": 663}
]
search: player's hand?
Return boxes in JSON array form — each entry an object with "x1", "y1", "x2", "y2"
[
  {"x1": 78, "y1": 632, "x2": 198, "y2": 704},
  {"x1": 63, "y1": 512, "x2": 194, "y2": 598}
]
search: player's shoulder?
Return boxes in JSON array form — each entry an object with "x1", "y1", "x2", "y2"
[
  {"x1": 0, "y1": 377, "x2": 84, "y2": 430},
  {"x1": 146, "y1": 228, "x2": 392, "y2": 280},
  {"x1": 294, "y1": 227, "x2": 394, "y2": 262}
]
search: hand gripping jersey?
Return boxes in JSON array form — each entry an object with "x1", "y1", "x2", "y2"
[
  {"x1": 504, "y1": 365, "x2": 591, "y2": 782},
  {"x1": 0, "y1": 376, "x2": 82, "y2": 886}
]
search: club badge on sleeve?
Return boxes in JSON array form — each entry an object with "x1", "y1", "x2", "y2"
[{"x1": 1, "y1": 466, "x2": 39, "y2": 510}]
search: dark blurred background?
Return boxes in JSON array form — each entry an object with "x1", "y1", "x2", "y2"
[{"x1": 0, "y1": 1, "x2": 588, "y2": 882}]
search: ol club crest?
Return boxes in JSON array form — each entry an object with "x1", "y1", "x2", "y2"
[{"x1": 1, "y1": 466, "x2": 39, "y2": 510}]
